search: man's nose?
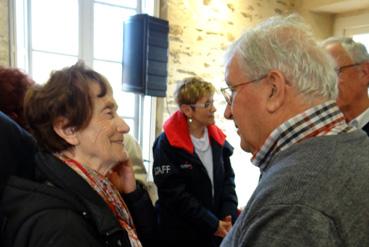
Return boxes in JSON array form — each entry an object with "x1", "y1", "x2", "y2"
[{"x1": 224, "y1": 104, "x2": 233, "y2": 119}]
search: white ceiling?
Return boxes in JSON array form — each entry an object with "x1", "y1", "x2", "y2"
[{"x1": 311, "y1": 0, "x2": 369, "y2": 14}]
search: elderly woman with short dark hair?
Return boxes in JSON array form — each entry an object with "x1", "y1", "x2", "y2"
[{"x1": 0, "y1": 62, "x2": 156, "y2": 247}]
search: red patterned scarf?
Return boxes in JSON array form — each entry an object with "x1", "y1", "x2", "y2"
[{"x1": 64, "y1": 158, "x2": 142, "y2": 247}]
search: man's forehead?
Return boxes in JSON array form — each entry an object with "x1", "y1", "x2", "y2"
[
  {"x1": 225, "y1": 57, "x2": 238, "y2": 78},
  {"x1": 225, "y1": 57, "x2": 247, "y2": 84},
  {"x1": 326, "y1": 43, "x2": 353, "y2": 64}
]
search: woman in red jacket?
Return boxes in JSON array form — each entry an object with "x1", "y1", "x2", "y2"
[{"x1": 153, "y1": 77, "x2": 238, "y2": 247}]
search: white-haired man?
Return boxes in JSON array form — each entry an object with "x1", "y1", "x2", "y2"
[
  {"x1": 220, "y1": 14, "x2": 369, "y2": 246},
  {"x1": 322, "y1": 37, "x2": 369, "y2": 135}
]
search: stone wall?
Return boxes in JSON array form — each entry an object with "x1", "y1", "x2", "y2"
[
  {"x1": 295, "y1": 1, "x2": 334, "y2": 40},
  {"x1": 156, "y1": 0, "x2": 335, "y2": 136},
  {"x1": 0, "y1": 0, "x2": 9, "y2": 66},
  {"x1": 157, "y1": 0, "x2": 297, "y2": 135}
]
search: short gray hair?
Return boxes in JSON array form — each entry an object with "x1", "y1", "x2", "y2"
[
  {"x1": 225, "y1": 14, "x2": 338, "y2": 101},
  {"x1": 321, "y1": 36, "x2": 369, "y2": 64}
]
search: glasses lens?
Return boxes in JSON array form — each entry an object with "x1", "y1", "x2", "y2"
[
  {"x1": 205, "y1": 101, "x2": 213, "y2": 108},
  {"x1": 336, "y1": 63, "x2": 361, "y2": 75},
  {"x1": 222, "y1": 89, "x2": 232, "y2": 105}
]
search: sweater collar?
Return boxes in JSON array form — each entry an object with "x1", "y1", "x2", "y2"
[
  {"x1": 252, "y1": 101, "x2": 354, "y2": 171},
  {"x1": 163, "y1": 111, "x2": 226, "y2": 154}
]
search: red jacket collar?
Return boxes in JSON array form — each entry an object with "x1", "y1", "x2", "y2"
[{"x1": 163, "y1": 111, "x2": 226, "y2": 154}]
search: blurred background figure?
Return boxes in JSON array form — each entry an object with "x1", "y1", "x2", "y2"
[
  {"x1": 322, "y1": 37, "x2": 369, "y2": 135},
  {"x1": 124, "y1": 133, "x2": 158, "y2": 204},
  {"x1": 0, "y1": 67, "x2": 35, "y2": 129},
  {"x1": 0, "y1": 67, "x2": 37, "y2": 208},
  {"x1": 153, "y1": 76, "x2": 238, "y2": 247}
]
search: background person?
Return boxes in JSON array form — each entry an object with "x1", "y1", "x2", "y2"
[
  {"x1": 0, "y1": 112, "x2": 38, "y2": 245},
  {"x1": 321, "y1": 37, "x2": 369, "y2": 135},
  {"x1": 220, "y1": 14, "x2": 369, "y2": 247},
  {"x1": 124, "y1": 133, "x2": 158, "y2": 204},
  {"x1": 0, "y1": 67, "x2": 37, "y2": 185},
  {"x1": 153, "y1": 76, "x2": 238, "y2": 247},
  {"x1": 0, "y1": 111, "x2": 37, "y2": 202},
  {"x1": 0, "y1": 62, "x2": 156, "y2": 247},
  {"x1": 0, "y1": 67, "x2": 38, "y2": 226},
  {"x1": 0, "y1": 66, "x2": 35, "y2": 129}
]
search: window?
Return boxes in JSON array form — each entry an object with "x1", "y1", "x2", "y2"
[
  {"x1": 352, "y1": 33, "x2": 369, "y2": 51},
  {"x1": 334, "y1": 10, "x2": 369, "y2": 50},
  {"x1": 11, "y1": 0, "x2": 159, "y2": 169}
]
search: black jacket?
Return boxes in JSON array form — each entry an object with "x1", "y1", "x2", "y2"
[
  {"x1": 1, "y1": 151, "x2": 157, "y2": 247},
  {"x1": 0, "y1": 112, "x2": 37, "y2": 192},
  {"x1": 362, "y1": 121, "x2": 369, "y2": 136},
  {"x1": 152, "y1": 111, "x2": 238, "y2": 247}
]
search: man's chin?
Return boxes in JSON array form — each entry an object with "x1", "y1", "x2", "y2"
[
  {"x1": 240, "y1": 141, "x2": 253, "y2": 153},
  {"x1": 336, "y1": 97, "x2": 346, "y2": 109},
  {"x1": 240, "y1": 138, "x2": 255, "y2": 154}
]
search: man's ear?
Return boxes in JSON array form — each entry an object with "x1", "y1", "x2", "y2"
[
  {"x1": 180, "y1": 104, "x2": 193, "y2": 118},
  {"x1": 360, "y1": 62, "x2": 369, "y2": 86},
  {"x1": 265, "y1": 70, "x2": 287, "y2": 113},
  {"x1": 53, "y1": 117, "x2": 79, "y2": 145}
]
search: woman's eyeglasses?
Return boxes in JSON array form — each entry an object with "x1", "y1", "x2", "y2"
[{"x1": 190, "y1": 101, "x2": 214, "y2": 109}]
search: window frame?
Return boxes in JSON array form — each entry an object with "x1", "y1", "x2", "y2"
[
  {"x1": 9, "y1": 0, "x2": 160, "y2": 172},
  {"x1": 334, "y1": 11, "x2": 369, "y2": 37}
]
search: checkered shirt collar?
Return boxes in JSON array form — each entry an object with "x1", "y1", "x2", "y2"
[{"x1": 252, "y1": 100, "x2": 354, "y2": 171}]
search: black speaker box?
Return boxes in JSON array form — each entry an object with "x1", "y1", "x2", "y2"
[{"x1": 122, "y1": 14, "x2": 169, "y2": 97}]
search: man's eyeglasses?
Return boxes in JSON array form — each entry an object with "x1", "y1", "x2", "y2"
[
  {"x1": 221, "y1": 75, "x2": 267, "y2": 106},
  {"x1": 335, "y1": 63, "x2": 361, "y2": 75},
  {"x1": 190, "y1": 101, "x2": 214, "y2": 109}
]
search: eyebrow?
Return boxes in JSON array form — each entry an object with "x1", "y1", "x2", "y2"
[
  {"x1": 225, "y1": 80, "x2": 234, "y2": 87},
  {"x1": 100, "y1": 101, "x2": 117, "y2": 112}
]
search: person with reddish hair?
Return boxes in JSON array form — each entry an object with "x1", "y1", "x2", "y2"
[{"x1": 0, "y1": 67, "x2": 34, "y2": 129}]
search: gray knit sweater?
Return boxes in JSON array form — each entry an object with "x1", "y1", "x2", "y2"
[{"x1": 221, "y1": 130, "x2": 369, "y2": 247}]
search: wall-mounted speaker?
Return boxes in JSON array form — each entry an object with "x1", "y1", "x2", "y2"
[{"x1": 122, "y1": 14, "x2": 169, "y2": 97}]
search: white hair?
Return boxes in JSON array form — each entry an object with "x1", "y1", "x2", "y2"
[
  {"x1": 321, "y1": 36, "x2": 369, "y2": 64},
  {"x1": 225, "y1": 14, "x2": 338, "y2": 101}
]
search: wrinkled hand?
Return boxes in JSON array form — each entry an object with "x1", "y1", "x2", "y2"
[
  {"x1": 107, "y1": 159, "x2": 136, "y2": 194},
  {"x1": 214, "y1": 215, "x2": 232, "y2": 238}
]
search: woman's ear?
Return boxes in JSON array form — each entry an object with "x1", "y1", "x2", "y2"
[
  {"x1": 265, "y1": 70, "x2": 287, "y2": 113},
  {"x1": 53, "y1": 117, "x2": 79, "y2": 145},
  {"x1": 180, "y1": 104, "x2": 193, "y2": 118}
]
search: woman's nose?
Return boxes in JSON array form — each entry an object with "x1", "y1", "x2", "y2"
[
  {"x1": 117, "y1": 117, "x2": 130, "y2": 133},
  {"x1": 211, "y1": 104, "x2": 217, "y2": 113}
]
